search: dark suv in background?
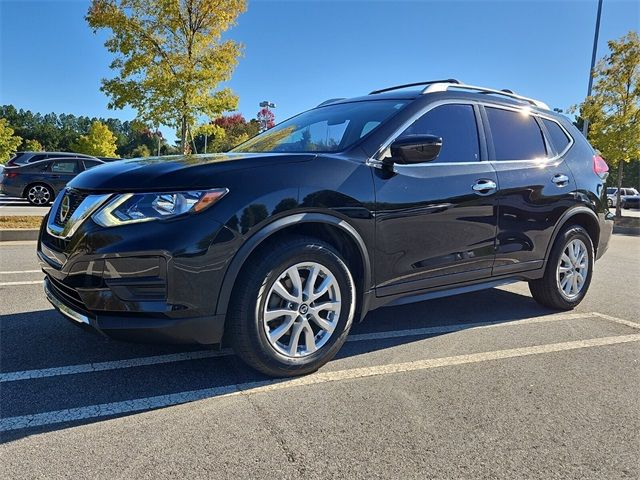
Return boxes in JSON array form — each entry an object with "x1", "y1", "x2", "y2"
[
  {"x1": 38, "y1": 80, "x2": 613, "y2": 376},
  {"x1": 1, "y1": 157, "x2": 104, "y2": 205}
]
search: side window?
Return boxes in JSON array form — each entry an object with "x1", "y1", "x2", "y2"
[
  {"x1": 83, "y1": 160, "x2": 103, "y2": 170},
  {"x1": 400, "y1": 104, "x2": 480, "y2": 163},
  {"x1": 542, "y1": 118, "x2": 571, "y2": 154},
  {"x1": 28, "y1": 154, "x2": 47, "y2": 163},
  {"x1": 486, "y1": 107, "x2": 547, "y2": 161},
  {"x1": 50, "y1": 160, "x2": 78, "y2": 174}
]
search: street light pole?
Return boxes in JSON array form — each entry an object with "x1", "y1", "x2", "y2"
[{"x1": 582, "y1": 0, "x2": 604, "y2": 137}]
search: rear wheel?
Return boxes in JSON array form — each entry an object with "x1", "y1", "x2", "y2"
[
  {"x1": 26, "y1": 184, "x2": 53, "y2": 206},
  {"x1": 229, "y1": 236, "x2": 356, "y2": 377},
  {"x1": 529, "y1": 225, "x2": 593, "y2": 310},
  {"x1": 607, "y1": 198, "x2": 613, "y2": 207}
]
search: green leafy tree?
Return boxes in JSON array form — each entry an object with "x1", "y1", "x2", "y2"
[
  {"x1": 0, "y1": 118, "x2": 22, "y2": 163},
  {"x1": 578, "y1": 31, "x2": 640, "y2": 217},
  {"x1": 131, "y1": 144, "x2": 151, "y2": 157},
  {"x1": 87, "y1": 0, "x2": 247, "y2": 154},
  {"x1": 24, "y1": 139, "x2": 44, "y2": 151},
  {"x1": 71, "y1": 121, "x2": 120, "y2": 157}
]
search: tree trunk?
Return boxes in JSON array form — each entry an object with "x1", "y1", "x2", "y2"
[
  {"x1": 615, "y1": 161, "x2": 624, "y2": 218},
  {"x1": 181, "y1": 115, "x2": 188, "y2": 154}
]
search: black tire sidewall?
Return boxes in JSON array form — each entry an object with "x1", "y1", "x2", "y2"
[{"x1": 234, "y1": 239, "x2": 355, "y2": 376}]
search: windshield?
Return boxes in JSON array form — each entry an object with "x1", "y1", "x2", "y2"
[{"x1": 232, "y1": 100, "x2": 408, "y2": 153}]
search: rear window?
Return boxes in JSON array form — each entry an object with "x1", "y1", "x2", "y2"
[
  {"x1": 542, "y1": 118, "x2": 571, "y2": 154},
  {"x1": 486, "y1": 107, "x2": 546, "y2": 161},
  {"x1": 83, "y1": 160, "x2": 103, "y2": 170}
]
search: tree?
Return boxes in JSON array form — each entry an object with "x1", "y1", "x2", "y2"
[
  {"x1": 24, "y1": 139, "x2": 44, "y2": 151},
  {"x1": 256, "y1": 107, "x2": 275, "y2": 132},
  {"x1": 578, "y1": 31, "x2": 640, "y2": 217},
  {"x1": 71, "y1": 121, "x2": 120, "y2": 157},
  {"x1": 131, "y1": 144, "x2": 151, "y2": 157},
  {"x1": 0, "y1": 118, "x2": 22, "y2": 163},
  {"x1": 193, "y1": 113, "x2": 260, "y2": 152},
  {"x1": 87, "y1": 0, "x2": 247, "y2": 154}
]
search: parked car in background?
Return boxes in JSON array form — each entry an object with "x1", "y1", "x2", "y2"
[
  {"x1": 0, "y1": 157, "x2": 104, "y2": 205},
  {"x1": 38, "y1": 80, "x2": 613, "y2": 377},
  {"x1": 621, "y1": 193, "x2": 640, "y2": 209},
  {"x1": 606, "y1": 187, "x2": 639, "y2": 207},
  {"x1": 6, "y1": 151, "x2": 96, "y2": 167}
]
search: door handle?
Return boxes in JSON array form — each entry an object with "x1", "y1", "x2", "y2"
[
  {"x1": 552, "y1": 173, "x2": 569, "y2": 187},
  {"x1": 472, "y1": 179, "x2": 497, "y2": 196}
]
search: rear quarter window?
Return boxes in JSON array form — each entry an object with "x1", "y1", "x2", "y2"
[{"x1": 542, "y1": 118, "x2": 571, "y2": 154}]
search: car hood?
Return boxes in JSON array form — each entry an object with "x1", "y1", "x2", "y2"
[{"x1": 68, "y1": 152, "x2": 316, "y2": 192}]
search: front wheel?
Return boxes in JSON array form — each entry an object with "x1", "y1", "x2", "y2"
[
  {"x1": 229, "y1": 236, "x2": 356, "y2": 377},
  {"x1": 529, "y1": 225, "x2": 594, "y2": 310}
]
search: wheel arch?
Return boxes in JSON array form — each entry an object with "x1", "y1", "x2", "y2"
[
  {"x1": 542, "y1": 206, "x2": 600, "y2": 270},
  {"x1": 215, "y1": 213, "x2": 372, "y2": 320}
]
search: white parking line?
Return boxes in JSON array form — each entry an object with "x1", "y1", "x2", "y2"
[
  {"x1": 0, "y1": 312, "x2": 592, "y2": 383},
  {"x1": 0, "y1": 270, "x2": 41, "y2": 275},
  {"x1": 2, "y1": 332, "x2": 639, "y2": 432},
  {"x1": 591, "y1": 312, "x2": 640, "y2": 330},
  {"x1": 0, "y1": 280, "x2": 44, "y2": 286}
]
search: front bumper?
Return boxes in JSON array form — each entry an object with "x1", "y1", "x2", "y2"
[{"x1": 38, "y1": 203, "x2": 240, "y2": 345}]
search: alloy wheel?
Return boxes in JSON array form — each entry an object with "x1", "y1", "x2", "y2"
[
  {"x1": 27, "y1": 185, "x2": 51, "y2": 205},
  {"x1": 556, "y1": 238, "x2": 589, "y2": 299},
  {"x1": 262, "y1": 261, "x2": 342, "y2": 358}
]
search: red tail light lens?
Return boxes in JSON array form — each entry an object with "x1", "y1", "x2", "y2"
[
  {"x1": 593, "y1": 155, "x2": 609, "y2": 179},
  {"x1": 3, "y1": 171, "x2": 18, "y2": 178}
]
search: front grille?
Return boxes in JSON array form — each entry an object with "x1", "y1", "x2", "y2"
[
  {"x1": 47, "y1": 275, "x2": 88, "y2": 312},
  {"x1": 52, "y1": 189, "x2": 89, "y2": 228}
]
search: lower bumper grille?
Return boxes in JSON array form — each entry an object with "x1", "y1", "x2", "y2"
[{"x1": 47, "y1": 275, "x2": 88, "y2": 313}]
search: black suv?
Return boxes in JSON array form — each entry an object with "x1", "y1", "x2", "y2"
[{"x1": 38, "y1": 80, "x2": 613, "y2": 376}]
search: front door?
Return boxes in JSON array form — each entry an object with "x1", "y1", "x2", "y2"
[{"x1": 374, "y1": 103, "x2": 499, "y2": 297}]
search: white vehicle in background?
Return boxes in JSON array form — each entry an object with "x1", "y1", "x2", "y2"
[{"x1": 606, "y1": 187, "x2": 639, "y2": 207}]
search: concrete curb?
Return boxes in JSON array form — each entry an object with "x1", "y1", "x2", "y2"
[
  {"x1": 0, "y1": 229, "x2": 39, "y2": 242},
  {"x1": 613, "y1": 225, "x2": 640, "y2": 236}
]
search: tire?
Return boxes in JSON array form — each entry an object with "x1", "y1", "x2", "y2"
[
  {"x1": 607, "y1": 198, "x2": 613, "y2": 207},
  {"x1": 25, "y1": 183, "x2": 53, "y2": 206},
  {"x1": 228, "y1": 236, "x2": 356, "y2": 377},
  {"x1": 529, "y1": 225, "x2": 594, "y2": 310}
]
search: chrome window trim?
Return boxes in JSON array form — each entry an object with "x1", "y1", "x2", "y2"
[
  {"x1": 46, "y1": 190, "x2": 112, "y2": 239},
  {"x1": 367, "y1": 99, "x2": 574, "y2": 169}
]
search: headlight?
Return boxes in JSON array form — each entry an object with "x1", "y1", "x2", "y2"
[{"x1": 92, "y1": 188, "x2": 229, "y2": 227}]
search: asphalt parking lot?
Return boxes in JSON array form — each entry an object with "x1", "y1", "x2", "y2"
[
  {"x1": 0, "y1": 195, "x2": 50, "y2": 216},
  {"x1": 1, "y1": 233, "x2": 639, "y2": 479}
]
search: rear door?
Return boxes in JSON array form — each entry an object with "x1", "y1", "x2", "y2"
[
  {"x1": 482, "y1": 105, "x2": 577, "y2": 275},
  {"x1": 373, "y1": 102, "x2": 499, "y2": 296},
  {"x1": 48, "y1": 159, "x2": 80, "y2": 195}
]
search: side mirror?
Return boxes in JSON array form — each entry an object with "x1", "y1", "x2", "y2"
[{"x1": 389, "y1": 134, "x2": 442, "y2": 164}]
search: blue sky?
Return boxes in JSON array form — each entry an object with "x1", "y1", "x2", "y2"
[{"x1": 1, "y1": 0, "x2": 638, "y2": 143}]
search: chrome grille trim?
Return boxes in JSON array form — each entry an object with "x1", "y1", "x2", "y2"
[{"x1": 46, "y1": 190, "x2": 112, "y2": 239}]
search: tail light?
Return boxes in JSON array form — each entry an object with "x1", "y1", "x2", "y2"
[
  {"x1": 3, "y1": 170, "x2": 18, "y2": 178},
  {"x1": 593, "y1": 154, "x2": 609, "y2": 179}
]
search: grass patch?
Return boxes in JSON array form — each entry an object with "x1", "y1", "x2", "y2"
[{"x1": 0, "y1": 216, "x2": 44, "y2": 229}]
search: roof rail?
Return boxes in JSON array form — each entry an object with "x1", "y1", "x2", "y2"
[
  {"x1": 422, "y1": 82, "x2": 549, "y2": 109},
  {"x1": 317, "y1": 98, "x2": 346, "y2": 107},
  {"x1": 369, "y1": 79, "x2": 461, "y2": 95}
]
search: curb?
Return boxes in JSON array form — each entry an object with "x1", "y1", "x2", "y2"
[
  {"x1": 613, "y1": 225, "x2": 640, "y2": 236},
  {"x1": 0, "y1": 229, "x2": 39, "y2": 242}
]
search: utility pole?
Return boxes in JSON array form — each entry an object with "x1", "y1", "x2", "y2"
[{"x1": 582, "y1": 0, "x2": 604, "y2": 137}]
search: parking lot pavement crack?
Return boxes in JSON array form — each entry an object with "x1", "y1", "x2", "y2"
[{"x1": 230, "y1": 365, "x2": 308, "y2": 476}]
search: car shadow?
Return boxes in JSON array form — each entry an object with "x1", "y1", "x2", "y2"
[{"x1": 1, "y1": 287, "x2": 560, "y2": 442}]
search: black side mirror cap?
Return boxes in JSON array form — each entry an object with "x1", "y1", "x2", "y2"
[{"x1": 389, "y1": 134, "x2": 443, "y2": 165}]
